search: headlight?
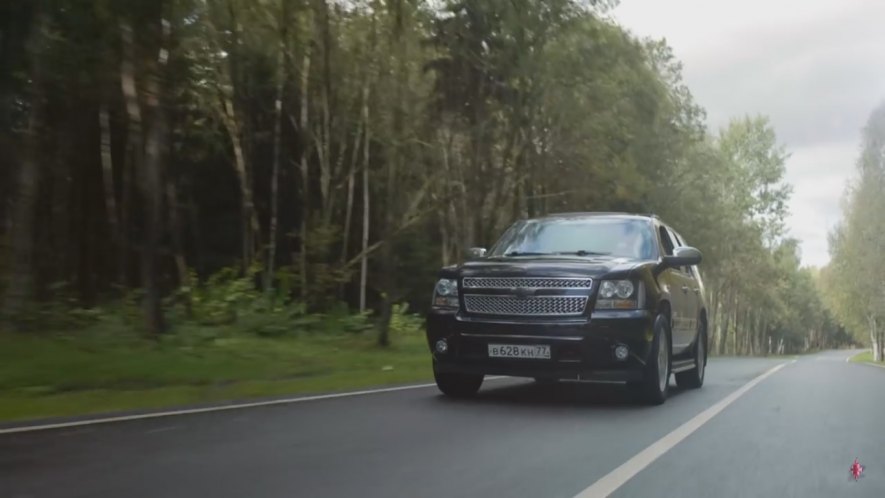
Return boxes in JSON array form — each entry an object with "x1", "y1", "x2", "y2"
[
  {"x1": 615, "y1": 280, "x2": 634, "y2": 299},
  {"x1": 435, "y1": 278, "x2": 458, "y2": 296},
  {"x1": 432, "y1": 278, "x2": 459, "y2": 309},
  {"x1": 595, "y1": 280, "x2": 641, "y2": 310}
]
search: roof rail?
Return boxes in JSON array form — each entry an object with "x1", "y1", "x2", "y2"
[
  {"x1": 546, "y1": 211, "x2": 658, "y2": 219},
  {"x1": 546, "y1": 211, "x2": 631, "y2": 217}
]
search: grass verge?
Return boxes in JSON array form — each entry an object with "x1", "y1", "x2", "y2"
[
  {"x1": 0, "y1": 330, "x2": 432, "y2": 423},
  {"x1": 849, "y1": 350, "x2": 875, "y2": 364}
]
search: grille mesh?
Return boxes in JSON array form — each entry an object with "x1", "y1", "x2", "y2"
[
  {"x1": 462, "y1": 277, "x2": 593, "y2": 289},
  {"x1": 463, "y1": 295, "x2": 588, "y2": 316}
]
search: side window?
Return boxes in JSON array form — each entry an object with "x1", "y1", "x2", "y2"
[{"x1": 658, "y1": 226, "x2": 676, "y2": 256}]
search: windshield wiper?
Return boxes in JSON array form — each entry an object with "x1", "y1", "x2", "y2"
[
  {"x1": 504, "y1": 251, "x2": 555, "y2": 257},
  {"x1": 504, "y1": 250, "x2": 609, "y2": 257},
  {"x1": 554, "y1": 250, "x2": 610, "y2": 256}
]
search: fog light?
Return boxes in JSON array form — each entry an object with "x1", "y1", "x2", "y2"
[
  {"x1": 435, "y1": 339, "x2": 448, "y2": 354},
  {"x1": 614, "y1": 344, "x2": 629, "y2": 361}
]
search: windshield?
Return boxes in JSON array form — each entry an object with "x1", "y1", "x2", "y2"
[{"x1": 489, "y1": 218, "x2": 657, "y2": 260}]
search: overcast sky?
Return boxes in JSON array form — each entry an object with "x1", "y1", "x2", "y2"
[{"x1": 612, "y1": 0, "x2": 885, "y2": 267}]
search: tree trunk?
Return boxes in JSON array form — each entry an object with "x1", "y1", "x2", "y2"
[
  {"x1": 297, "y1": 39, "x2": 312, "y2": 301},
  {"x1": 219, "y1": 96, "x2": 259, "y2": 274},
  {"x1": 377, "y1": 0, "x2": 408, "y2": 347},
  {"x1": 316, "y1": 0, "x2": 334, "y2": 226},
  {"x1": 265, "y1": 4, "x2": 288, "y2": 293},
  {"x1": 732, "y1": 301, "x2": 741, "y2": 355},
  {"x1": 718, "y1": 292, "x2": 733, "y2": 356},
  {"x1": 439, "y1": 212, "x2": 450, "y2": 266},
  {"x1": 751, "y1": 312, "x2": 761, "y2": 355},
  {"x1": 871, "y1": 315, "x2": 881, "y2": 361},
  {"x1": 438, "y1": 129, "x2": 454, "y2": 265},
  {"x1": 340, "y1": 86, "x2": 365, "y2": 274},
  {"x1": 879, "y1": 330, "x2": 884, "y2": 362},
  {"x1": 760, "y1": 317, "x2": 767, "y2": 355},
  {"x1": 731, "y1": 302, "x2": 739, "y2": 355},
  {"x1": 711, "y1": 285, "x2": 724, "y2": 354},
  {"x1": 188, "y1": 199, "x2": 204, "y2": 277},
  {"x1": 119, "y1": 20, "x2": 144, "y2": 291},
  {"x1": 358, "y1": 84, "x2": 370, "y2": 313},
  {"x1": 1, "y1": 9, "x2": 47, "y2": 321},
  {"x1": 341, "y1": 127, "x2": 360, "y2": 264},
  {"x1": 135, "y1": 14, "x2": 169, "y2": 336},
  {"x1": 167, "y1": 183, "x2": 191, "y2": 315},
  {"x1": 98, "y1": 101, "x2": 120, "y2": 284},
  {"x1": 707, "y1": 285, "x2": 719, "y2": 351}
]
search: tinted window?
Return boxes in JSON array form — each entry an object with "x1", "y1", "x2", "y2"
[
  {"x1": 666, "y1": 227, "x2": 692, "y2": 274},
  {"x1": 671, "y1": 230, "x2": 684, "y2": 246},
  {"x1": 658, "y1": 226, "x2": 676, "y2": 256},
  {"x1": 489, "y1": 217, "x2": 658, "y2": 260}
]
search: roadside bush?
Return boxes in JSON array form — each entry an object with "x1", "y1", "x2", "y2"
[
  {"x1": 190, "y1": 266, "x2": 261, "y2": 326},
  {"x1": 389, "y1": 302, "x2": 425, "y2": 339},
  {"x1": 0, "y1": 264, "x2": 391, "y2": 345}
]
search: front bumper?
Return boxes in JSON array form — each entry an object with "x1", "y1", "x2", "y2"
[{"x1": 426, "y1": 309, "x2": 655, "y2": 382}]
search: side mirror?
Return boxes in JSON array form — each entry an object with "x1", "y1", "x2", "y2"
[
  {"x1": 662, "y1": 246, "x2": 702, "y2": 268},
  {"x1": 467, "y1": 247, "x2": 487, "y2": 259}
]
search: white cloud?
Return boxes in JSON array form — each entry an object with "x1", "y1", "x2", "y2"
[
  {"x1": 613, "y1": 0, "x2": 885, "y2": 266},
  {"x1": 784, "y1": 141, "x2": 859, "y2": 266}
]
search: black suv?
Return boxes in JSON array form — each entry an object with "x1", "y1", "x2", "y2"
[{"x1": 426, "y1": 212, "x2": 708, "y2": 405}]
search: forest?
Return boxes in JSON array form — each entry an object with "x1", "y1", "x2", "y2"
[
  {"x1": 1, "y1": 0, "x2": 855, "y2": 377},
  {"x1": 823, "y1": 103, "x2": 885, "y2": 361}
]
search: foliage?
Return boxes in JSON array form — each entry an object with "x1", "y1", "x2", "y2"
[
  {"x1": 0, "y1": 0, "x2": 842, "y2": 354},
  {"x1": 823, "y1": 103, "x2": 885, "y2": 359},
  {"x1": 388, "y1": 302, "x2": 425, "y2": 338}
]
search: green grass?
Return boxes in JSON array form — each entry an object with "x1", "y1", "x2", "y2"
[
  {"x1": 0, "y1": 329, "x2": 432, "y2": 422},
  {"x1": 849, "y1": 350, "x2": 874, "y2": 363}
]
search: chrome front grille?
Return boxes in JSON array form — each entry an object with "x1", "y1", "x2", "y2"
[
  {"x1": 462, "y1": 277, "x2": 593, "y2": 289},
  {"x1": 463, "y1": 295, "x2": 588, "y2": 316}
]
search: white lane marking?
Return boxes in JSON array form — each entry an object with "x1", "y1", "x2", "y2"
[
  {"x1": 573, "y1": 363, "x2": 786, "y2": 498},
  {"x1": 0, "y1": 376, "x2": 507, "y2": 435}
]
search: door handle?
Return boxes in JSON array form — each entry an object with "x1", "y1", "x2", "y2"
[
  {"x1": 693, "y1": 288, "x2": 700, "y2": 294},
  {"x1": 681, "y1": 286, "x2": 689, "y2": 293}
]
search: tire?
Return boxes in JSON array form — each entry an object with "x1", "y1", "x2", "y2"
[
  {"x1": 632, "y1": 313, "x2": 671, "y2": 405},
  {"x1": 434, "y1": 366, "x2": 484, "y2": 398},
  {"x1": 676, "y1": 322, "x2": 706, "y2": 389}
]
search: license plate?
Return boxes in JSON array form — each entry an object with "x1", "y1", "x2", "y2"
[{"x1": 488, "y1": 344, "x2": 551, "y2": 359}]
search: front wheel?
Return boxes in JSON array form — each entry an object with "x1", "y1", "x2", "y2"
[
  {"x1": 631, "y1": 313, "x2": 671, "y2": 405},
  {"x1": 434, "y1": 366, "x2": 483, "y2": 398}
]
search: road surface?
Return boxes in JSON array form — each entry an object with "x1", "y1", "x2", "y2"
[{"x1": 2, "y1": 350, "x2": 883, "y2": 497}]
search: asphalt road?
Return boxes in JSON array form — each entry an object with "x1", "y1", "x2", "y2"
[{"x1": 2, "y1": 350, "x2": 883, "y2": 498}]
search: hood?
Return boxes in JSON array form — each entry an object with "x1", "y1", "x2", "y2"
[{"x1": 448, "y1": 255, "x2": 648, "y2": 279}]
